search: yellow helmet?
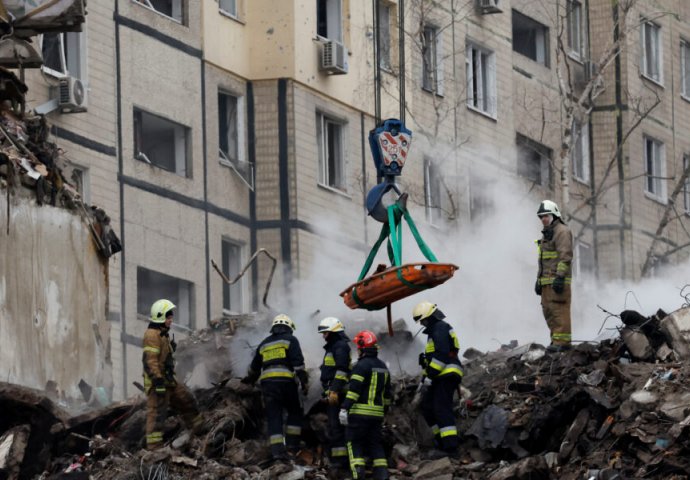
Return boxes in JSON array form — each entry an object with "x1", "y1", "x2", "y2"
[
  {"x1": 412, "y1": 301, "x2": 437, "y2": 322},
  {"x1": 150, "y1": 299, "x2": 176, "y2": 323},
  {"x1": 272, "y1": 313, "x2": 296, "y2": 331}
]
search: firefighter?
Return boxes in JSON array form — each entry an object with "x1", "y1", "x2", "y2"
[
  {"x1": 339, "y1": 330, "x2": 391, "y2": 480},
  {"x1": 413, "y1": 301, "x2": 463, "y2": 458},
  {"x1": 318, "y1": 316, "x2": 352, "y2": 471},
  {"x1": 142, "y1": 299, "x2": 202, "y2": 450},
  {"x1": 242, "y1": 314, "x2": 309, "y2": 461},
  {"x1": 535, "y1": 200, "x2": 574, "y2": 352}
]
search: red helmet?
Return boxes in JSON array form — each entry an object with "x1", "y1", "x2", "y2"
[{"x1": 354, "y1": 330, "x2": 378, "y2": 349}]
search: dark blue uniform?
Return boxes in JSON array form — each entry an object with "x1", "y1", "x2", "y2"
[
  {"x1": 246, "y1": 325, "x2": 308, "y2": 458},
  {"x1": 342, "y1": 350, "x2": 391, "y2": 480},
  {"x1": 319, "y1": 332, "x2": 351, "y2": 465}
]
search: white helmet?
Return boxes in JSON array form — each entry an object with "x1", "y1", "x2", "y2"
[
  {"x1": 272, "y1": 313, "x2": 296, "y2": 331},
  {"x1": 318, "y1": 316, "x2": 344, "y2": 333},
  {"x1": 537, "y1": 200, "x2": 561, "y2": 218},
  {"x1": 412, "y1": 301, "x2": 437, "y2": 322}
]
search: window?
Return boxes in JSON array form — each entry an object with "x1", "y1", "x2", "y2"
[
  {"x1": 469, "y1": 173, "x2": 495, "y2": 222},
  {"x1": 222, "y1": 239, "x2": 243, "y2": 312},
  {"x1": 682, "y1": 41, "x2": 690, "y2": 98},
  {"x1": 316, "y1": 0, "x2": 342, "y2": 42},
  {"x1": 424, "y1": 158, "x2": 442, "y2": 225},
  {"x1": 134, "y1": 108, "x2": 191, "y2": 177},
  {"x1": 567, "y1": 0, "x2": 584, "y2": 59},
  {"x1": 516, "y1": 134, "x2": 552, "y2": 187},
  {"x1": 134, "y1": 0, "x2": 184, "y2": 23},
  {"x1": 643, "y1": 136, "x2": 665, "y2": 200},
  {"x1": 137, "y1": 267, "x2": 195, "y2": 329},
  {"x1": 572, "y1": 119, "x2": 590, "y2": 183},
  {"x1": 41, "y1": 32, "x2": 83, "y2": 78},
  {"x1": 69, "y1": 164, "x2": 90, "y2": 204},
  {"x1": 512, "y1": 10, "x2": 550, "y2": 67},
  {"x1": 641, "y1": 20, "x2": 661, "y2": 82},
  {"x1": 684, "y1": 155, "x2": 690, "y2": 213},
  {"x1": 422, "y1": 25, "x2": 443, "y2": 94},
  {"x1": 466, "y1": 42, "x2": 496, "y2": 117},
  {"x1": 219, "y1": 0, "x2": 238, "y2": 18},
  {"x1": 316, "y1": 112, "x2": 345, "y2": 190},
  {"x1": 575, "y1": 242, "x2": 595, "y2": 275},
  {"x1": 377, "y1": 1, "x2": 391, "y2": 70}
]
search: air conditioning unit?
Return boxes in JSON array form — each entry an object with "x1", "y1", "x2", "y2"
[
  {"x1": 58, "y1": 76, "x2": 87, "y2": 113},
  {"x1": 583, "y1": 61, "x2": 598, "y2": 82},
  {"x1": 478, "y1": 0, "x2": 502, "y2": 14},
  {"x1": 320, "y1": 40, "x2": 348, "y2": 75}
]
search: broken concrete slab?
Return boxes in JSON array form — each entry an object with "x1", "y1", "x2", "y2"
[
  {"x1": 0, "y1": 425, "x2": 29, "y2": 480},
  {"x1": 413, "y1": 457, "x2": 453, "y2": 479},
  {"x1": 660, "y1": 307, "x2": 690, "y2": 359}
]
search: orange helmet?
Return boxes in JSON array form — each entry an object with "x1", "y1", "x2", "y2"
[{"x1": 354, "y1": 330, "x2": 378, "y2": 349}]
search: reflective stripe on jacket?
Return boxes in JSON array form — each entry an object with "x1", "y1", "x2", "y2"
[
  {"x1": 537, "y1": 220, "x2": 573, "y2": 285},
  {"x1": 248, "y1": 327, "x2": 306, "y2": 383},
  {"x1": 342, "y1": 354, "x2": 391, "y2": 418},
  {"x1": 422, "y1": 319, "x2": 463, "y2": 380},
  {"x1": 142, "y1": 325, "x2": 175, "y2": 391},
  {"x1": 320, "y1": 332, "x2": 352, "y2": 393}
]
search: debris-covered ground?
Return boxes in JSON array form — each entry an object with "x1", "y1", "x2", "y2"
[{"x1": 2, "y1": 305, "x2": 690, "y2": 479}]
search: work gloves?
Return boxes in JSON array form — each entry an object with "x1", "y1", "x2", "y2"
[
  {"x1": 418, "y1": 353, "x2": 427, "y2": 368},
  {"x1": 534, "y1": 280, "x2": 542, "y2": 296},
  {"x1": 327, "y1": 390, "x2": 339, "y2": 406},
  {"x1": 152, "y1": 377, "x2": 166, "y2": 396},
  {"x1": 552, "y1": 276, "x2": 565, "y2": 294},
  {"x1": 338, "y1": 409, "x2": 348, "y2": 426}
]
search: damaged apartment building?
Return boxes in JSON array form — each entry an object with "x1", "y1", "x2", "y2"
[{"x1": 14, "y1": 0, "x2": 690, "y2": 400}]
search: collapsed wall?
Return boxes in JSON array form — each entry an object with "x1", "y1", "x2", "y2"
[{"x1": 0, "y1": 194, "x2": 112, "y2": 401}]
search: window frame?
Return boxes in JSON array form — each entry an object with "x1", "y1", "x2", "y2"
[
  {"x1": 566, "y1": 0, "x2": 584, "y2": 60},
  {"x1": 133, "y1": 107, "x2": 192, "y2": 178},
  {"x1": 133, "y1": 0, "x2": 185, "y2": 24},
  {"x1": 466, "y1": 41, "x2": 497, "y2": 118},
  {"x1": 377, "y1": 1, "x2": 392, "y2": 71},
  {"x1": 316, "y1": 111, "x2": 346, "y2": 192},
  {"x1": 681, "y1": 40, "x2": 690, "y2": 100},
  {"x1": 516, "y1": 133, "x2": 552, "y2": 188},
  {"x1": 221, "y1": 238, "x2": 245, "y2": 314},
  {"x1": 643, "y1": 135, "x2": 666, "y2": 202},
  {"x1": 512, "y1": 9, "x2": 550, "y2": 68},
  {"x1": 40, "y1": 31, "x2": 85, "y2": 79},
  {"x1": 683, "y1": 155, "x2": 690, "y2": 214},
  {"x1": 316, "y1": 0, "x2": 343, "y2": 42},
  {"x1": 574, "y1": 241, "x2": 595, "y2": 276},
  {"x1": 571, "y1": 119, "x2": 590, "y2": 184},
  {"x1": 136, "y1": 266, "x2": 195, "y2": 329},
  {"x1": 640, "y1": 19, "x2": 663, "y2": 84},
  {"x1": 422, "y1": 24, "x2": 444, "y2": 95},
  {"x1": 219, "y1": 0, "x2": 239, "y2": 19},
  {"x1": 424, "y1": 157, "x2": 442, "y2": 226},
  {"x1": 68, "y1": 163, "x2": 90, "y2": 204}
]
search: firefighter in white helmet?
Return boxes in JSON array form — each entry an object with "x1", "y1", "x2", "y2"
[
  {"x1": 243, "y1": 314, "x2": 309, "y2": 461},
  {"x1": 535, "y1": 200, "x2": 574, "y2": 352},
  {"x1": 317, "y1": 316, "x2": 351, "y2": 472},
  {"x1": 142, "y1": 299, "x2": 202, "y2": 450}
]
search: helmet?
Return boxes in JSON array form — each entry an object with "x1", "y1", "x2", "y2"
[
  {"x1": 537, "y1": 200, "x2": 561, "y2": 218},
  {"x1": 150, "y1": 299, "x2": 176, "y2": 323},
  {"x1": 318, "y1": 316, "x2": 344, "y2": 333},
  {"x1": 354, "y1": 330, "x2": 378, "y2": 349},
  {"x1": 272, "y1": 313, "x2": 296, "y2": 331},
  {"x1": 412, "y1": 301, "x2": 437, "y2": 323}
]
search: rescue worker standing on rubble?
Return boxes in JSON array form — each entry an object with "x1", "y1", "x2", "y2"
[
  {"x1": 142, "y1": 299, "x2": 202, "y2": 450},
  {"x1": 339, "y1": 330, "x2": 391, "y2": 480},
  {"x1": 535, "y1": 200, "x2": 574, "y2": 352},
  {"x1": 242, "y1": 314, "x2": 309, "y2": 461},
  {"x1": 413, "y1": 301, "x2": 463, "y2": 459},
  {"x1": 318, "y1": 317, "x2": 352, "y2": 473}
]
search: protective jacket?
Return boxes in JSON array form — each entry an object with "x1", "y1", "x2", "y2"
[
  {"x1": 342, "y1": 351, "x2": 391, "y2": 418},
  {"x1": 537, "y1": 219, "x2": 573, "y2": 286},
  {"x1": 320, "y1": 332, "x2": 352, "y2": 393},
  {"x1": 246, "y1": 325, "x2": 308, "y2": 386},
  {"x1": 142, "y1": 323, "x2": 176, "y2": 392},
  {"x1": 421, "y1": 316, "x2": 463, "y2": 380}
]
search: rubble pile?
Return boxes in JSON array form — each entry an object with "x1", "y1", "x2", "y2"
[{"x1": 3, "y1": 307, "x2": 690, "y2": 479}]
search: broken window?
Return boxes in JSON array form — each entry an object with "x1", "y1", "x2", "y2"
[
  {"x1": 575, "y1": 241, "x2": 595, "y2": 275},
  {"x1": 512, "y1": 10, "x2": 549, "y2": 67},
  {"x1": 681, "y1": 41, "x2": 690, "y2": 98},
  {"x1": 567, "y1": 0, "x2": 584, "y2": 59},
  {"x1": 137, "y1": 267, "x2": 195, "y2": 329},
  {"x1": 641, "y1": 19, "x2": 661, "y2": 82},
  {"x1": 222, "y1": 239, "x2": 243, "y2": 313},
  {"x1": 40, "y1": 31, "x2": 83, "y2": 78},
  {"x1": 644, "y1": 136, "x2": 665, "y2": 200},
  {"x1": 133, "y1": 108, "x2": 191, "y2": 177},
  {"x1": 424, "y1": 157, "x2": 442, "y2": 226},
  {"x1": 316, "y1": 0, "x2": 342, "y2": 42},
  {"x1": 69, "y1": 164, "x2": 90, "y2": 204},
  {"x1": 422, "y1": 25, "x2": 443, "y2": 94},
  {"x1": 134, "y1": 0, "x2": 184, "y2": 24},
  {"x1": 316, "y1": 112, "x2": 345, "y2": 190},
  {"x1": 377, "y1": 1, "x2": 391, "y2": 70},
  {"x1": 219, "y1": 0, "x2": 238, "y2": 18},
  {"x1": 466, "y1": 41, "x2": 496, "y2": 117},
  {"x1": 571, "y1": 119, "x2": 590, "y2": 183},
  {"x1": 516, "y1": 134, "x2": 552, "y2": 187},
  {"x1": 684, "y1": 155, "x2": 690, "y2": 213}
]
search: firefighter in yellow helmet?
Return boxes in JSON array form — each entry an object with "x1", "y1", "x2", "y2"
[
  {"x1": 242, "y1": 314, "x2": 309, "y2": 461},
  {"x1": 535, "y1": 200, "x2": 574, "y2": 352},
  {"x1": 142, "y1": 299, "x2": 202, "y2": 450},
  {"x1": 413, "y1": 301, "x2": 463, "y2": 459}
]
